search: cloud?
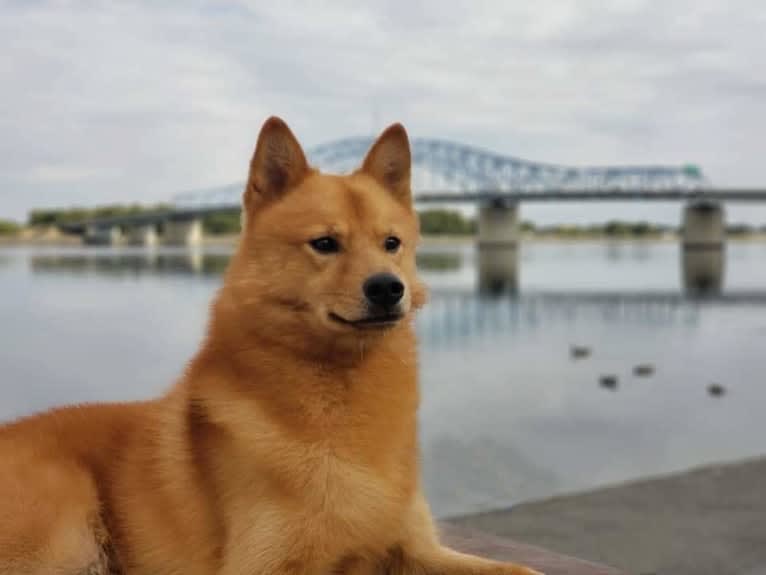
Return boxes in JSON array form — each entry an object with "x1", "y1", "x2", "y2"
[{"x1": 1, "y1": 0, "x2": 765, "y2": 224}]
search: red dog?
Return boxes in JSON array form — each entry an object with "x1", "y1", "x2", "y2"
[{"x1": 0, "y1": 117, "x2": 541, "y2": 575}]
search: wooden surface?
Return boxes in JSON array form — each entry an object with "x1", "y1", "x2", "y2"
[{"x1": 440, "y1": 523, "x2": 626, "y2": 575}]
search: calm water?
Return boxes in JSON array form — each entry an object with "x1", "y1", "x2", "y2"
[{"x1": 1, "y1": 241, "x2": 766, "y2": 517}]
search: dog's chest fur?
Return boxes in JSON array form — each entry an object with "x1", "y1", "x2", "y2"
[
  {"x1": 217, "y1": 432, "x2": 415, "y2": 572},
  {"x1": 200, "y1": 372, "x2": 418, "y2": 569}
]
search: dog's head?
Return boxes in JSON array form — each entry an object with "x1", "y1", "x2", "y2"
[{"x1": 221, "y1": 117, "x2": 427, "y2": 355}]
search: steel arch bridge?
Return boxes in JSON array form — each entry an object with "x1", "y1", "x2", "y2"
[{"x1": 172, "y1": 137, "x2": 708, "y2": 209}]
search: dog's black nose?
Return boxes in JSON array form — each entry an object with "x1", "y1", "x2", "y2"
[{"x1": 363, "y1": 273, "x2": 405, "y2": 308}]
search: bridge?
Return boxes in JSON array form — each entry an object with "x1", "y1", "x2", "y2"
[{"x1": 61, "y1": 137, "x2": 766, "y2": 248}]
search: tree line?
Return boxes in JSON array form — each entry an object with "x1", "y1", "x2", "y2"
[{"x1": 1, "y1": 206, "x2": 764, "y2": 237}]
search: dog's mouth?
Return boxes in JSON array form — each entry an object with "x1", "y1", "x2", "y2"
[{"x1": 328, "y1": 311, "x2": 404, "y2": 329}]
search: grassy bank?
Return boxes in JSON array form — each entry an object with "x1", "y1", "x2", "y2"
[{"x1": 2, "y1": 206, "x2": 765, "y2": 246}]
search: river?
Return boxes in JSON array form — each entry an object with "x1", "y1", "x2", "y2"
[{"x1": 1, "y1": 240, "x2": 765, "y2": 517}]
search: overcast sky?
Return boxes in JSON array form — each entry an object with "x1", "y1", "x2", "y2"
[{"x1": 2, "y1": 0, "x2": 766, "y2": 224}]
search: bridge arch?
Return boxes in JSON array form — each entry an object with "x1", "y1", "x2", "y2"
[{"x1": 172, "y1": 137, "x2": 708, "y2": 208}]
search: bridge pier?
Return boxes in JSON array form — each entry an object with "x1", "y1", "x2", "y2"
[
  {"x1": 476, "y1": 199, "x2": 520, "y2": 296},
  {"x1": 477, "y1": 247, "x2": 519, "y2": 296},
  {"x1": 186, "y1": 248, "x2": 204, "y2": 273},
  {"x1": 127, "y1": 224, "x2": 159, "y2": 247},
  {"x1": 163, "y1": 218, "x2": 203, "y2": 247},
  {"x1": 477, "y1": 199, "x2": 520, "y2": 248},
  {"x1": 682, "y1": 250, "x2": 725, "y2": 295},
  {"x1": 682, "y1": 201, "x2": 725, "y2": 249},
  {"x1": 680, "y1": 201, "x2": 726, "y2": 295},
  {"x1": 84, "y1": 225, "x2": 123, "y2": 246}
]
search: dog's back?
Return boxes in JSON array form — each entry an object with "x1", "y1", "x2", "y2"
[
  {"x1": 0, "y1": 404, "x2": 137, "y2": 573},
  {"x1": 0, "y1": 395, "x2": 230, "y2": 574}
]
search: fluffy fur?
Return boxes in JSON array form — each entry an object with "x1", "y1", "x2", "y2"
[{"x1": 0, "y1": 118, "x2": 540, "y2": 575}]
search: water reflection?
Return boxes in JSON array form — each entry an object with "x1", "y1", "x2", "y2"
[
  {"x1": 416, "y1": 251, "x2": 462, "y2": 271},
  {"x1": 418, "y1": 293, "x2": 707, "y2": 349},
  {"x1": 21, "y1": 245, "x2": 737, "y2": 304},
  {"x1": 30, "y1": 249, "x2": 467, "y2": 278},
  {"x1": 30, "y1": 249, "x2": 231, "y2": 277},
  {"x1": 605, "y1": 241, "x2": 626, "y2": 262},
  {"x1": 477, "y1": 247, "x2": 519, "y2": 296},
  {"x1": 604, "y1": 241, "x2": 654, "y2": 263},
  {"x1": 682, "y1": 248, "x2": 725, "y2": 296},
  {"x1": 29, "y1": 244, "x2": 760, "y2": 358}
]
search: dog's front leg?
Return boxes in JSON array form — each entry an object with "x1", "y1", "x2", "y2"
[
  {"x1": 220, "y1": 551, "x2": 324, "y2": 575},
  {"x1": 218, "y1": 514, "x2": 328, "y2": 575},
  {"x1": 391, "y1": 494, "x2": 543, "y2": 575}
]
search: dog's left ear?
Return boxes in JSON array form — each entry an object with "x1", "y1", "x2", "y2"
[{"x1": 360, "y1": 123, "x2": 411, "y2": 206}]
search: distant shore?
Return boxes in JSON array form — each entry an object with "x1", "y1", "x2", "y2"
[
  {"x1": 2, "y1": 227, "x2": 766, "y2": 247},
  {"x1": 0, "y1": 226, "x2": 81, "y2": 246}
]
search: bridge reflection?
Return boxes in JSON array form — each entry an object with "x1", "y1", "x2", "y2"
[
  {"x1": 417, "y1": 289, "x2": 766, "y2": 348},
  {"x1": 471, "y1": 246, "x2": 729, "y2": 298},
  {"x1": 29, "y1": 249, "x2": 231, "y2": 278},
  {"x1": 28, "y1": 247, "x2": 732, "y2": 299},
  {"x1": 683, "y1": 249, "x2": 725, "y2": 295},
  {"x1": 27, "y1": 247, "x2": 765, "y2": 349}
]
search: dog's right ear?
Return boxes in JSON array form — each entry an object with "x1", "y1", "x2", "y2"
[
  {"x1": 242, "y1": 117, "x2": 309, "y2": 221},
  {"x1": 360, "y1": 123, "x2": 411, "y2": 207}
]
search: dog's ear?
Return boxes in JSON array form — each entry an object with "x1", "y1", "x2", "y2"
[
  {"x1": 360, "y1": 123, "x2": 411, "y2": 206},
  {"x1": 243, "y1": 117, "x2": 309, "y2": 217}
]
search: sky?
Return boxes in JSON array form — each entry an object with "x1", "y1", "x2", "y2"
[{"x1": 2, "y1": 0, "x2": 766, "y2": 224}]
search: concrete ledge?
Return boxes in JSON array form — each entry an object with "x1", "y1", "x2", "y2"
[
  {"x1": 440, "y1": 523, "x2": 626, "y2": 575},
  {"x1": 445, "y1": 457, "x2": 766, "y2": 575}
]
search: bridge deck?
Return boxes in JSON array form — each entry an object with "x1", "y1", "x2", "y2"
[
  {"x1": 59, "y1": 188, "x2": 766, "y2": 231},
  {"x1": 415, "y1": 188, "x2": 766, "y2": 203}
]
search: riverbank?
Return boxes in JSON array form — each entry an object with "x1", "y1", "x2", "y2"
[
  {"x1": 2, "y1": 229, "x2": 766, "y2": 247},
  {"x1": 447, "y1": 456, "x2": 766, "y2": 575},
  {"x1": 0, "y1": 226, "x2": 80, "y2": 246}
]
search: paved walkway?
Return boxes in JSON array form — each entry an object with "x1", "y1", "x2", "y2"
[{"x1": 448, "y1": 457, "x2": 766, "y2": 575}]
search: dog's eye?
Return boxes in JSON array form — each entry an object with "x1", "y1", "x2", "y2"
[
  {"x1": 309, "y1": 236, "x2": 340, "y2": 254},
  {"x1": 384, "y1": 236, "x2": 401, "y2": 253}
]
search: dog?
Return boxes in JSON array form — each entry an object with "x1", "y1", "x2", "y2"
[{"x1": 0, "y1": 117, "x2": 541, "y2": 575}]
